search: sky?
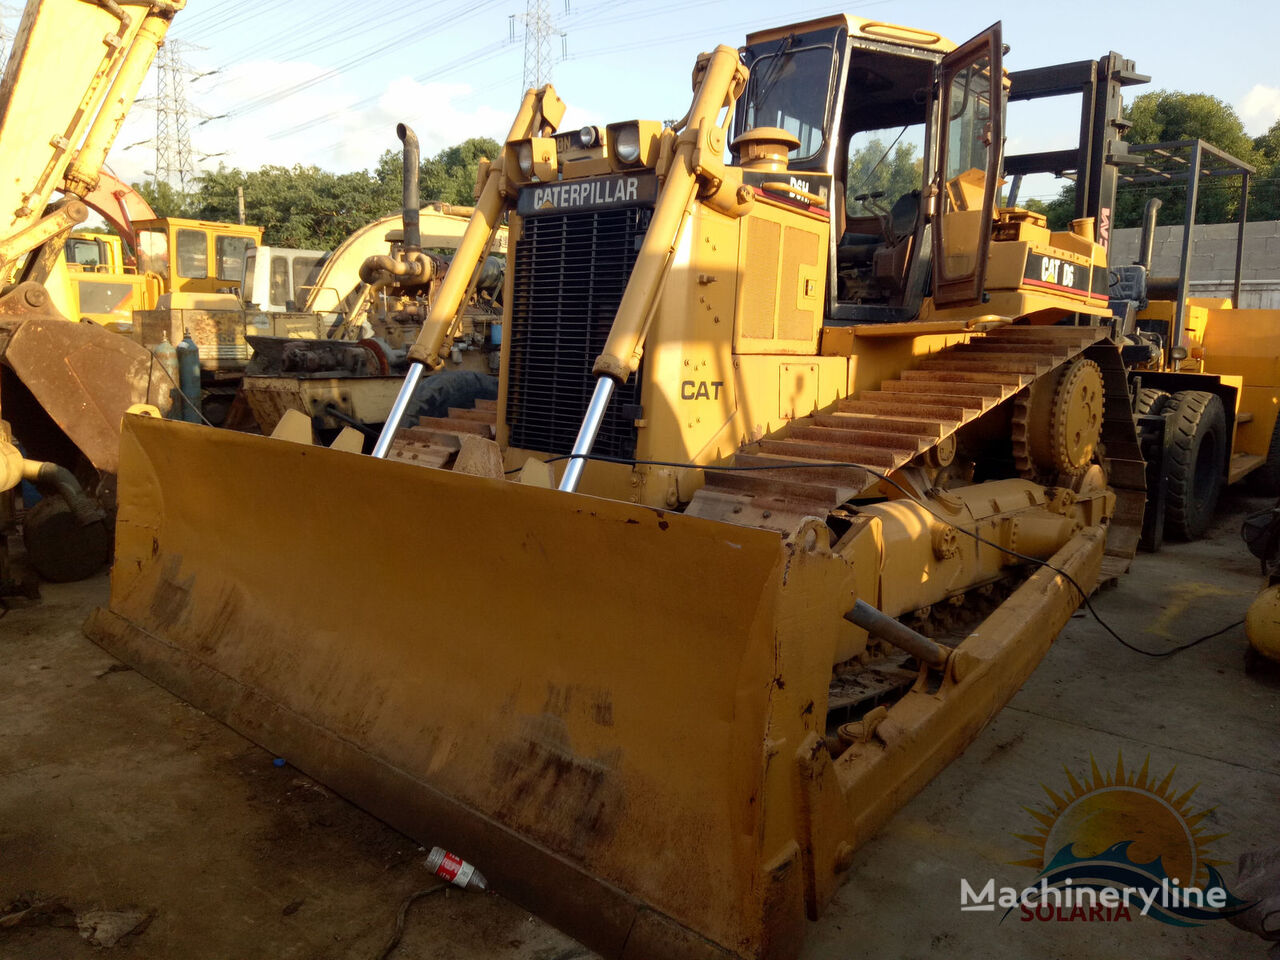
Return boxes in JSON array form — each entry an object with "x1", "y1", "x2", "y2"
[{"x1": 19, "y1": 0, "x2": 1280, "y2": 208}]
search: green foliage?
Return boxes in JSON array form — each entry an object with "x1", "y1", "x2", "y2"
[
  {"x1": 129, "y1": 136, "x2": 503, "y2": 249},
  {"x1": 376, "y1": 136, "x2": 502, "y2": 208},
  {"x1": 1251, "y1": 118, "x2": 1280, "y2": 221},
  {"x1": 186, "y1": 165, "x2": 396, "y2": 249},
  {"x1": 845, "y1": 137, "x2": 923, "y2": 217},
  {"x1": 133, "y1": 179, "x2": 192, "y2": 219},
  {"x1": 1030, "y1": 90, "x2": 1275, "y2": 229}
]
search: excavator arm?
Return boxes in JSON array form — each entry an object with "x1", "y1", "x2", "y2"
[{"x1": 0, "y1": 0, "x2": 184, "y2": 587}]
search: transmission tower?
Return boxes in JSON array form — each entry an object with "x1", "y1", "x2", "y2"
[
  {"x1": 154, "y1": 40, "x2": 196, "y2": 191},
  {"x1": 509, "y1": 0, "x2": 568, "y2": 92}
]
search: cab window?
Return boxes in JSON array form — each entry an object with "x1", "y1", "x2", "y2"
[
  {"x1": 176, "y1": 229, "x2": 208, "y2": 279},
  {"x1": 66, "y1": 237, "x2": 105, "y2": 268},
  {"x1": 291, "y1": 256, "x2": 322, "y2": 304},
  {"x1": 136, "y1": 229, "x2": 169, "y2": 277},
  {"x1": 739, "y1": 41, "x2": 838, "y2": 163},
  {"x1": 242, "y1": 251, "x2": 257, "y2": 303},
  {"x1": 269, "y1": 256, "x2": 289, "y2": 306},
  {"x1": 216, "y1": 235, "x2": 252, "y2": 282}
]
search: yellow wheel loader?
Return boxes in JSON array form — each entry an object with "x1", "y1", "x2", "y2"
[
  {"x1": 88, "y1": 16, "x2": 1146, "y2": 958},
  {"x1": 0, "y1": 0, "x2": 184, "y2": 592}
]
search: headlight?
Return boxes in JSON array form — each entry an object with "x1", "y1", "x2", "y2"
[
  {"x1": 517, "y1": 141, "x2": 534, "y2": 177},
  {"x1": 577, "y1": 125, "x2": 598, "y2": 148},
  {"x1": 614, "y1": 124, "x2": 641, "y2": 163}
]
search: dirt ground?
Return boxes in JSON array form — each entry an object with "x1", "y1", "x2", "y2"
[{"x1": 1, "y1": 490, "x2": 1277, "y2": 959}]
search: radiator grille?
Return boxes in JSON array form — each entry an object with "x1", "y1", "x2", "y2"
[{"x1": 507, "y1": 204, "x2": 651, "y2": 458}]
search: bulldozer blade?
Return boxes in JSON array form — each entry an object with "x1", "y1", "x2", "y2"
[
  {"x1": 0, "y1": 302, "x2": 167, "y2": 474},
  {"x1": 87, "y1": 415, "x2": 1106, "y2": 958}
]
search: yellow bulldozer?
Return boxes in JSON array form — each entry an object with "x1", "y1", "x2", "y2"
[{"x1": 88, "y1": 15, "x2": 1148, "y2": 958}]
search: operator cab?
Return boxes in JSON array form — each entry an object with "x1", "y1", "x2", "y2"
[{"x1": 733, "y1": 16, "x2": 1003, "y2": 322}]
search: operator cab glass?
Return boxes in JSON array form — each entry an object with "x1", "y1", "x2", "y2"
[
  {"x1": 735, "y1": 20, "x2": 1004, "y2": 322},
  {"x1": 738, "y1": 33, "x2": 841, "y2": 164}
]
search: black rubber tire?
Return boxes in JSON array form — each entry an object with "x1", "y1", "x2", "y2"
[
  {"x1": 404, "y1": 370, "x2": 498, "y2": 427},
  {"x1": 1164, "y1": 390, "x2": 1227, "y2": 541},
  {"x1": 1248, "y1": 414, "x2": 1280, "y2": 495},
  {"x1": 22, "y1": 496, "x2": 111, "y2": 583},
  {"x1": 1134, "y1": 387, "x2": 1170, "y2": 417}
]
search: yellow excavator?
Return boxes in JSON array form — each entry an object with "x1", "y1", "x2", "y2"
[
  {"x1": 89, "y1": 16, "x2": 1146, "y2": 958},
  {"x1": 1, "y1": 0, "x2": 182, "y2": 589}
]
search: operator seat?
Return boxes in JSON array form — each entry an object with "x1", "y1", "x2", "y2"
[{"x1": 837, "y1": 189, "x2": 921, "y2": 268}]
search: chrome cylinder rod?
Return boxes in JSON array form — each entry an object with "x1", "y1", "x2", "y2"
[
  {"x1": 558, "y1": 376, "x2": 616, "y2": 492},
  {"x1": 843, "y1": 600, "x2": 949, "y2": 669},
  {"x1": 371, "y1": 362, "x2": 425, "y2": 459}
]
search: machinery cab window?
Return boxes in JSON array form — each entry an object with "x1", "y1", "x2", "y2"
[
  {"x1": 136, "y1": 228, "x2": 169, "y2": 278},
  {"x1": 931, "y1": 27, "x2": 1003, "y2": 306},
  {"x1": 269, "y1": 255, "x2": 289, "y2": 306},
  {"x1": 738, "y1": 34, "x2": 840, "y2": 163},
  {"x1": 66, "y1": 236, "x2": 106, "y2": 269},
  {"x1": 176, "y1": 228, "x2": 208, "y2": 279},
  {"x1": 215, "y1": 235, "x2": 252, "y2": 283},
  {"x1": 834, "y1": 44, "x2": 934, "y2": 313},
  {"x1": 291, "y1": 255, "x2": 323, "y2": 305}
]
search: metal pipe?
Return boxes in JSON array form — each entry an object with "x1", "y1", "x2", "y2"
[
  {"x1": 406, "y1": 86, "x2": 545, "y2": 369},
  {"x1": 397, "y1": 123, "x2": 421, "y2": 253},
  {"x1": 1172, "y1": 140, "x2": 1203, "y2": 352},
  {"x1": 1234, "y1": 170, "x2": 1249, "y2": 307},
  {"x1": 1137, "y1": 197, "x2": 1161, "y2": 269},
  {"x1": 843, "y1": 599, "x2": 949, "y2": 670},
  {"x1": 21, "y1": 460, "x2": 105, "y2": 526},
  {"x1": 371, "y1": 361, "x2": 424, "y2": 458},
  {"x1": 558, "y1": 377, "x2": 615, "y2": 492}
]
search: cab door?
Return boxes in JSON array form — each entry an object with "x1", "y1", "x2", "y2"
[{"x1": 930, "y1": 23, "x2": 1003, "y2": 307}]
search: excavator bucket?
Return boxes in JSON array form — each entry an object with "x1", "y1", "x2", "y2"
[
  {"x1": 1, "y1": 293, "x2": 169, "y2": 473},
  {"x1": 87, "y1": 414, "x2": 1105, "y2": 959}
]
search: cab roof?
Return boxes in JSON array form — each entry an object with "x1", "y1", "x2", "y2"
[{"x1": 746, "y1": 14, "x2": 957, "y2": 54}]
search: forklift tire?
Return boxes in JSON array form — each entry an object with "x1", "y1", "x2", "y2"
[
  {"x1": 1164, "y1": 390, "x2": 1227, "y2": 541},
  {"x1": 1248, "y1": 415, "x2": 1280, "y2": 495},
  {"x1": 1134, "y1": 387, "x2": 1170, "y2": 416}
]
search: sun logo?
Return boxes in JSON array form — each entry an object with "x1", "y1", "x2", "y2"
[{"x1": 1011, "y1": 753, "x2": 1247, "y2": 925}]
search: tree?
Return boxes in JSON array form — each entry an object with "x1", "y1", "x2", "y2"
[
  {"x1": 1251, "y1": 118, "x2": 1280, "y2": 221},
  {"x1": 1034, "y1": 90, "x2": 1263, "y2": 230},
  {"x1": 375, "y1": 136, "x2": 502, "y2": 208},
  {"x1": 132, "y1": 179, "x2": 193, "y2": 219},
  {"x1": 185, "y1": 165, "x2": 398, "y2": 249}
]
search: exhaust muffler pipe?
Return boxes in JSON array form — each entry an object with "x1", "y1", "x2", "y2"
[
  {"x1": 397, "y1": 122, "x2": 420, "y2": 254},
  {"x1": 1137, "y1": 197, "x2": 1161, "y2": 269}
]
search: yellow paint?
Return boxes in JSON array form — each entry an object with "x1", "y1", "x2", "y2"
[{"x1": 1148, "y1": 581, "x2": 1250, "y2": 639}]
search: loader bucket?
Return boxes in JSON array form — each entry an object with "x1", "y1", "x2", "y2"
[{"x1": 87, "y1": 415, "x2": 866, "y2": 959}]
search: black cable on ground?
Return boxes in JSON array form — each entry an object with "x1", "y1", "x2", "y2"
[
  {"x1": 534, "y1": 451, "x2": 1246, "y2": 658},
  {"x1": 375, "y1": 884, "x2": 445, "y2": 960}
]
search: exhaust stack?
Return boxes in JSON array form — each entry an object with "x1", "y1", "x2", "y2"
[{"x1": 397, "y1": 122, "x2": 421, "y2": 254}]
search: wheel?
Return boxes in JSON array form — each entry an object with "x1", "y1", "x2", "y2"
[
  {"x1": 1164, "y1": 390, "x2": 1227, "y2": 541},
  {"x1": 22, "y1": 496, "x2": 111, "y2": 583},
  {"x1": 1248, "y1": 413, "x2": 1280, "y2": 495},
  {"x1": 1134, "y1": 386, "x2": 1170, "y2": 416}
]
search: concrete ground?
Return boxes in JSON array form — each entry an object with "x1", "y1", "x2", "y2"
[{"x1": 1, "y1": 490, "x2": 1276, "y2": 959}]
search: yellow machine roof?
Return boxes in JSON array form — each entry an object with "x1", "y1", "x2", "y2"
[{"x1": 746, "y1": 14, "x2": 957, "y2": 53}]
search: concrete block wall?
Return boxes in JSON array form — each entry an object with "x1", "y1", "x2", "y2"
[{"x1": 1110, "y1": 220, "x2": 1280, "y2": 308}]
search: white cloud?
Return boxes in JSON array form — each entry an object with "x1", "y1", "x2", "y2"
[
  {"x1": 105, "y1": 60, "x2": 514, "y2": 187},
  {"x1": 1240, "y1": 84, "x2": 1280, "y2": 136}
]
